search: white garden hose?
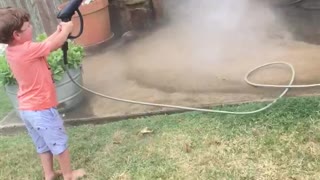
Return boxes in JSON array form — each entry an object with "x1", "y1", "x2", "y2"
[
  {"x1": 65, "y1": 61, "x2": 319, "y2": 115},
  {"x1": 245, "y1": 62, "x2": 320, "y2": 88}
]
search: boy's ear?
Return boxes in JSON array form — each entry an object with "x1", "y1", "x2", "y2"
[{"x1": 12, "y1": 30, "x2": 21, "y2": 41}]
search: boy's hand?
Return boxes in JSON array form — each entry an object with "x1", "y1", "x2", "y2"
[
  {"x1": 46, "y1": 21, "x2": 74, "y2": 51},
  {"x1": 59, "y1": 21, "x2": 74, "y2": 33}
]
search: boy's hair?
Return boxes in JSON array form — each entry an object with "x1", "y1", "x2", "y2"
[{"x1": 0, "y1": 7, "x2": 30, "y2": 44}]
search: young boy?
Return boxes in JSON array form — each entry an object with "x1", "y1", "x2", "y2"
[{"x1": 0, "y1": 7, "x2": 85, "y2": 180}]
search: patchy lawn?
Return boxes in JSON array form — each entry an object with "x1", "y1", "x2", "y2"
[
  {"x1": 0, "y1": 86, "x2": 12, "y2": 120},
  {"x1": 1, "y1": 96, "x2": 320, "y2": 179}
]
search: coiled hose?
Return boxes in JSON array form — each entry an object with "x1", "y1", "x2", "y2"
[{"x1": 64, "y1": 61, "x2": 319, "y2": 115}]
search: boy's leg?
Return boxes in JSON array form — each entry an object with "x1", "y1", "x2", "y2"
[
  {"x1": 57, "y1": 149, "x2": 72, "y2": 179},
  {"x1": 37, "y1": 108, "x2": 85, "y2": 180},
  {"x1": 39, "y1": 152, "x2": 57, "y2": 180},
  {"x1": 57, "y1": 149, "x2": 85, "y2": 180},
  {"x1": 20, "y1": 108, "x2": 85, "y2": 179},
  {"x1": 19, "y1": 110, "x2": 57, "y2": 179}
]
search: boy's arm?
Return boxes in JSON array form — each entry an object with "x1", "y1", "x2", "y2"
[
  {"x1": 44, "y1": 29, "x2": 60, "y2": 43},
  {"x1": 25, "y1": 23, "x2": 72, "y2": 60},
  {"x1": 45, "y1": 22, "x2": 73, "y2": 52}
]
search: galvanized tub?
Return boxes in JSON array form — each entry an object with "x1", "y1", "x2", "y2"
[{"x1": 5, "y1": 67, "x2": 84, "y2": 114}]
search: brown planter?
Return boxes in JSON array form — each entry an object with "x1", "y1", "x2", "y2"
[{"x1": 59, "y1": 0, "x2": 113, "y2": 47}]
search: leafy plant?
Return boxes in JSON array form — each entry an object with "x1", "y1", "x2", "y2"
[
  {"x1": 0, "y1": 33, "x2": 84, "y2": 86},
  {"x1": 0, "y1": 54, "x2": 15, "y2": 86}
]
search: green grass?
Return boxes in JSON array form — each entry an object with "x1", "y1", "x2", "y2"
[
  {"x1": 2, "y1": 96, "x2": 320, "y2": 179},
  {"x1": 0, "y1": 86, "x2": 12, "y2": 120}
]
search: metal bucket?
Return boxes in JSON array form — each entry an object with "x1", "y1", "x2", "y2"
[{"x1": 5, "y1": 67, "x2": 84, "y2": 114}]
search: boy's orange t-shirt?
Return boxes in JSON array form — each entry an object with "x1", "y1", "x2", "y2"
[{"x1": 5, "y1": 41, "x2": 58, "y2": 110}]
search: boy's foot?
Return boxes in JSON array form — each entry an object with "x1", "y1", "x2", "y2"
[
  {"x1": 45, "y1": 170, "x2": 62, "y2": 180},
  {"x1": 71, "y1": 169, "x2": 86, "y2": 180}
]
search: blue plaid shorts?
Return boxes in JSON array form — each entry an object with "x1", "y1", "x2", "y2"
[{"x1": 19, "y1": 108, "x2": 68, "y2": 155}]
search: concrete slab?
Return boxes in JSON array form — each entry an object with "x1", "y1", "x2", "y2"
[{"x1": 65, "y1": 25, "x2": 320, "y2": 119}]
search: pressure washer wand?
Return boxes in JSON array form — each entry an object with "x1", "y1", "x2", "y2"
[{"x1": 57, "y1": 0, "x2": 84, "y2": 65}]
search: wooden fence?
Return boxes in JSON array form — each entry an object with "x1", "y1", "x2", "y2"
[
  {"x1": 0, "y1": 0, "x2": 64, "y2": 38},
  {"x1": 0, "y1": 0, "x2": 165, "y2": 41}
]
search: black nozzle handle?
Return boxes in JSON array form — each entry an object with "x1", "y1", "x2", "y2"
[
  {"x1": 68, "y1": 9, "x2": 84, "y2": 39},
  {"x1": 57, "y1": 0, "x2": 83, "y2": 22},
  {"x1": 62, "y1": 41, "x2": 69, "y2": 65},
  {"x1": 57, "y1": 0, "x2": 84, "y2": 39},
  {"x1": 58, "y1": 0, "x2": 84, "y2": 65}
]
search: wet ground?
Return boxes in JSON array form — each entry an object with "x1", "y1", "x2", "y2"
[{"x1": 64, "y1": 23, "x2": 320, "y2": 119}]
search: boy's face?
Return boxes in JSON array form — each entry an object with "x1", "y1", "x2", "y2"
[{"x1": 13, "y1": 21, "x2": 32, "y2": 43}]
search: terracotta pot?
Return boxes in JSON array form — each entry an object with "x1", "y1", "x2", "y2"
[{"x1": 59, "y1": 0, "x2": 112, "y2": 47}]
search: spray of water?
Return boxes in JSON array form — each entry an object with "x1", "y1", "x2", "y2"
[
  {"x1": 84, "y1": 0, "x2": 320, "y2": 116},
  {"x1": 122, "y1": 0, "x2": 293, "y2": 93}
]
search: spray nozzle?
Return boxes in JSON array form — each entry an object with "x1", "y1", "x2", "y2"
[
  {"x1": 57, "y1": 0, "x2": 84, "y2": 39},
  {"x1": 57, "y1": 0, "x2": 83, "y2": 22},
  {"x1": 57, "y1": 0, "x2": 84, "y2": 65}
]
